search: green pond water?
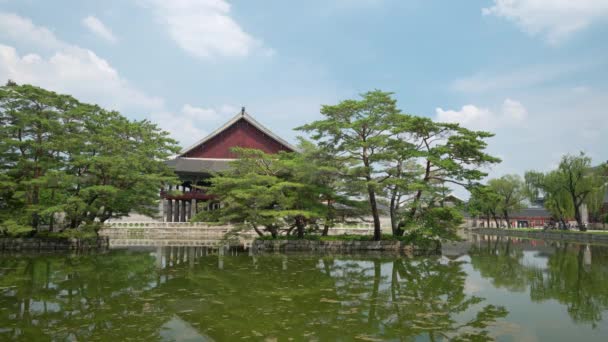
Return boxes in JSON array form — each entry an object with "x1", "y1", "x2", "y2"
[{"x1": 2, "y1": 235, "x2": 608, "y2": 341}]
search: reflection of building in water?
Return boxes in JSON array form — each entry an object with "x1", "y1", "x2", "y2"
[{"x1": 150, "y1": 245, "x2": 244, "y2": 270}]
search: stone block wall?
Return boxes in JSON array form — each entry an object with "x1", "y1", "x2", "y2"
[
  {"x1": 472, "y1": 228, "x2": 608, "y2": 243},
  {"x1": 252, "y1": 239, "x2": 439, "y2": 255},
  {"x1": 0, "y1": 237, "x2": 109, "y2": 251}
]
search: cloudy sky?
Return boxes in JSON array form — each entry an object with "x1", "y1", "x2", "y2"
[{"x1": 1, "y1": 0, "x2": 607, "y2": 181}]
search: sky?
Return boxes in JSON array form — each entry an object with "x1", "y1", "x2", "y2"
[{"x1": 0, "y1": 0, "x2": 607, "y2": 185}]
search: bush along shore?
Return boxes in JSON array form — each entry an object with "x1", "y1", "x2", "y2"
[
  {"x1": 252, "y1": 235, "x2": 442, "y2": 255},
  {"x1": 472, "y1": 228, "x2": 608, "y2": 244}
]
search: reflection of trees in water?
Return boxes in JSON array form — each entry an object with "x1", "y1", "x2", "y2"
[
  {"x1": 0, "y1": 251, "x2": 165, "y2": 341},
  {"x1": 469, "y1": 237, "x2": 608, "y2": 327},
  {"x1": 469, "y1": 237, "x2": 537, "y2": 292},
  {"x1": 1, "y1": 249, "x2": 507, "y2": 341},
  {"x1": 383, "y1": 258, "x2": 508, "y2": 341}
]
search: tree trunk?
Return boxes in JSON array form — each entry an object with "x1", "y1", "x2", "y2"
[
  {"x1": 390, "y1": 161, "x2": 404, "y2": 236},
  {"x1": 322, "y1": 199, "x2": 332, "y2": 236},
  {"x1": 390, "y1": 193, "x2": 398, "y2": 234},
  {"x1": 503, "y1": 210, "x2": 511, "y2": 228},
  {"x1": 251, "y1": 224, "x2": 264, "y2": 237},
  {"x1": 574, "y1": 203, "x2": 586, "y2": 231},
  {"x1": 268, "y1": 225, "x2": 278, "y2": 238},
  {"x1": 492, "y1": 214, "x2": 500, "y2": 229},
  {"x1": 368, "y1": 186, "x2": 382, "y2": 241},
  {"x1": 407, "y1": 159, "x2": 432, "y2": 224},
  {"x1": 295, "y1": 216, "x2": 305, "y2": 239},
  {"x1": 322, "y1": 223, "x2": 330, "y2": 236}
]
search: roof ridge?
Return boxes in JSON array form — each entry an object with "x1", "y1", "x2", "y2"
[{"x1": 178, "y1": 110, "x2": 296, "y2": 156}]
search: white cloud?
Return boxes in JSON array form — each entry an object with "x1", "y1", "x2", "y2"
[
  {"x1": 440, "y1": 88, "x2": 608, "y2": 191},
  {"x1": 435, "y1": 98, "x2": 527, "y2": 131},
  {"x1": 0, "y1": 12, "x2": 62, "y2": 50},
  {"x1": 82, "y1": 16, "x2": 117, "y2": 43},
  {"x1": 483, "y1": 0, "x2": 608, "y2": 44},
  {"x1": 0, "y1": 12, "x2": 253, "y2": 149},
  {"x1": 451, "y1": 63, "x2": 582, "y2": 93},
  {"x1": 501, "y1": 98, "x2": 527, "y2": 122},
  {"x1": 139, "y1": 0, "x2": 266, "y2": 58},
  {"x1": 151, "y1": 104, "x2": 237, "y2": 145},
  {"x1": 182, "y1": 103, "x2": 220, "y2": 121},
  {"x1": 0, "y1": 12, "x2": 162, "y2": 112}
]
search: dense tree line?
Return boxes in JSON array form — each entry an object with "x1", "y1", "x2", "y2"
[
  {"x1": 469, "y1": 153, "x2": 607, "y2": 231},
  {"x1": 197, "y1": 90, "x2": 499, "y2": 241},
  {"x1": 0, "y1": 82, "x2": 179, "y2": 236}
]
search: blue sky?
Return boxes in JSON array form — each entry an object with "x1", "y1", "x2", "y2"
[{"x1": 1, "y1": 0, "x2": 607, "y2": 182}]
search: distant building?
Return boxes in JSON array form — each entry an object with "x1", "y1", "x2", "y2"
[
  {"x1": 161, "y1": 109, "x2": 296, "y2": 222},
  {"x1": 469, "y1": 207, "x2": 558, "y2": 228}
]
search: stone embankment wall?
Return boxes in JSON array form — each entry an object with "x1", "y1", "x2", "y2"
[
  {"x1": 472, "y1": 228, "x2": 608, "y2": 243},
  {"x1": 0, "y1": 237, "x2": 109, "y2": 251},
  {"x1": 252, "y1": 239, "x2": 439, "y2": 255}
]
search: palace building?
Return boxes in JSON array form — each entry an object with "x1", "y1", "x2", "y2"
[{"x1": 161, "y1": 108, "x2": 296, "y2": 222}]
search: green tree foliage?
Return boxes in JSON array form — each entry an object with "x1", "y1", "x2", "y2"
[
  {"x1": 0, "y1": 83, "x2": 179, "y2": 235},
  {"x1": 467, "y1": 185, "x2": 502, "y2": 228},
  {"x1": 193, "y1": 146, "x2": 348, "y2": 238},
  {"x1": 296, "y1": 90, "x2": 400, "y2": 240},
  {"x1": 392, "y1": 115, "x2": 499, "y2": 235},
  {"x1": 557, "y1": 153, "x2": 606, "y2": 230},
  {"x1": 525, "y1": 170, "x2": 574, "y2": 227},
  {"x1": 525, "y1": 153, "x2": 606, "y2": 231},
  {"x1": 487, "y1": 174, "x2": 525, "y2": 228},
  {"x1": 297, "y1": 90, "x2": 499, "y2": 240}
]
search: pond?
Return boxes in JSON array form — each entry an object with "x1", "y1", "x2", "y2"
[{"x1": 1, "y1": 235, "x2": 608, "y2": 341}]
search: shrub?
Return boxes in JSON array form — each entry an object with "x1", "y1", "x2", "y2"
[{"x1": 0, "y1": 220, "x2": 35, "y2": 237}]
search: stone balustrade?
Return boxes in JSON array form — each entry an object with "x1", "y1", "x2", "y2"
[{"x1": 101, "y1": 222, "x2": 375, "y2": 237}]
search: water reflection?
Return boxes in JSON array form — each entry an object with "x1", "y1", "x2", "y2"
[
  {"x1": 469, "y1": 235, "x2": 608, "y2": 328},
  {"x1": 0, "y1": 248, "x2": 508, "y2": 341}
]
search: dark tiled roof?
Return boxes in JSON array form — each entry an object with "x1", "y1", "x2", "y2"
[
  {"x1": 510, "y1": 207, "x2": 552, "y2": 218},
  {"x1": 179, "y1": 112, "x2": 297, "y2": 156},
  {"x1": 165, "y1": 158, "x2": 233, "y2": 174}
]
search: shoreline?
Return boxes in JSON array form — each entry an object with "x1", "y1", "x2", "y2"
[
  {"x1": 252, "y1": 239, "x2": 440, "y2": 256},
  {"x1": 471, "y1": 228, "x2": 608, "y2": 244},
  {"x1": 0, "y1": 236, "x2": 110, "y2": 251}
]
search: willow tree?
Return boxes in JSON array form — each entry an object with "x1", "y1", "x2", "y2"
[
  {"x1": 487, "y1": 174, "x2": 525, "y2": 228},
  {"x1": 526, "y1": 153, "x2": 606, "y2": 231},
  {"x1": 468, "y1": 185, "x2": 502, "y2": 228},
  {"x1": 525, "y1": 170, "x2": 574, "y2": 227}
]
